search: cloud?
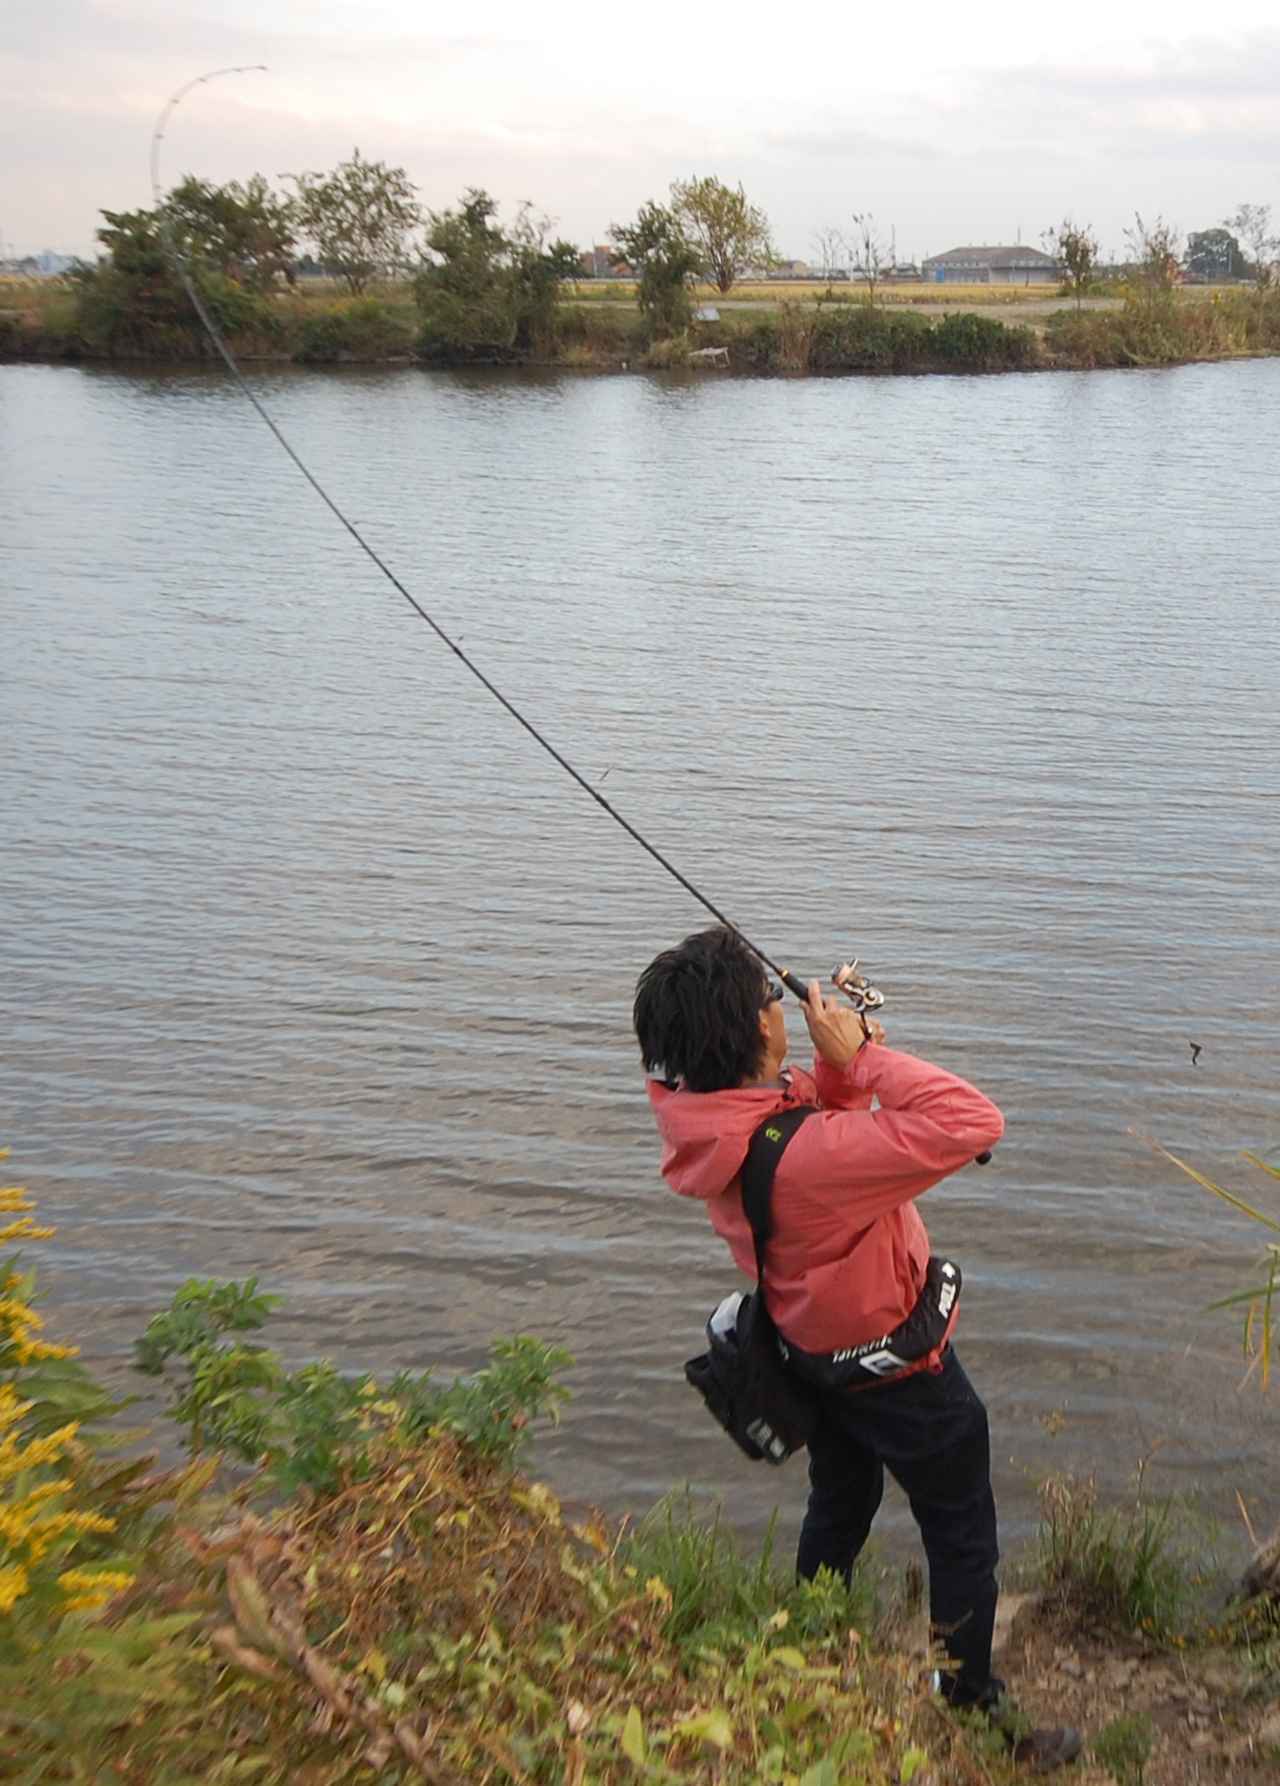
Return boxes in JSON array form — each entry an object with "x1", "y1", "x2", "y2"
[
  {"x1": 964, "y1": 29, "x2": 1280, "y2": 157},
  {"x1": 760, "y1": 122, "x2": 941, "y2": 163},
  {"x1": 5, "y1": 4, "x2": 1280, "y2": 258}
]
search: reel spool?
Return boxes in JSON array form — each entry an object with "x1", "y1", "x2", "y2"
[{"x1": 832, "y1": 959, "x2": 885, "y2": 1013}]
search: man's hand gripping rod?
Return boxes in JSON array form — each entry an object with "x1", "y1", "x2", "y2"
[{"x1": 778, "y1": 959, "x2": 993, "y2": 1165}]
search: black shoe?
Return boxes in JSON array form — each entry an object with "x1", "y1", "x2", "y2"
[{"x1": 1007, "y1": 1725, "x2": 1083, "y2": 1773}]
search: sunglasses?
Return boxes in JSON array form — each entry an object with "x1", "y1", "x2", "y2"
[{"x1": 762, "y1": 980, "x2": 785, "y2": 1006}]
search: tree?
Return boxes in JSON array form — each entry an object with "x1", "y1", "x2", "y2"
[
  {"x1": 417, "y1": 188, "x2": 511, "y2": 355},
  {"x1": 94, "y1": 205, "x2": 171, "y2": 284},
  {"x1": 289, "y1": 150, "x2": 421, "y2": 294},
  {"x1": 415, "y1": 189, "x2": 578, "y2": 361},
  {"x1": 849, "y1": 212, "x2": 888, "y2": 306},
  {"x1": 609, "y1": 202, "x2": 702, "y2": 337},
  {"x1": 505, "y1": 203, "x2": 580, "y2": 352},
  {"x1": 1225, "y1": 204, "x2": 1279, "y2": 288},
  {"x1": 811, "y1": 226, "x2": 847, "y2": 282},
  {"x1": 1043, "y1": 219, "x2": 1098, "y2": 310},
  {"x1": 1124, "y1": 213, "x2": 1181, "y2": 297},
  {"x1": 164, "y1": 175, "x2": 297, "y2": 290},
  {"x1": 1185, "y1": 228, "x2": 1247, "y2": 283},
  {"x1": 669, "y1": 176, "x2": 772, "y2": 295},
  {"x1": 77, "y1": 199, "x2": 273, "y2": 353}
]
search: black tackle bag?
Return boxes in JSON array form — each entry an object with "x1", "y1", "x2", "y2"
[{"x1": 683, "y1": 1105, "x2": 820, "y2": 1465}]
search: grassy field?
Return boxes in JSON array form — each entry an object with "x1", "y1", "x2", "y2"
[{"x1": 565, "y1": 278, "x2": 1095, "y2": 307}]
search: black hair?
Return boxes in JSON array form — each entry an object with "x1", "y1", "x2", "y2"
[{"x1": 633, "y1": 926, "x2": 769, "y2": 1092}]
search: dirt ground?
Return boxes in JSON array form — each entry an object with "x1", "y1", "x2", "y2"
[{"x1": 993, "y1": 1594, "x2": 1280, "y2": 1783}]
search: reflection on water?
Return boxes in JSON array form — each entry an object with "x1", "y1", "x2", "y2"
[{"x1": 3, "y1": 359, "x2": 1277, "y2": 1555}]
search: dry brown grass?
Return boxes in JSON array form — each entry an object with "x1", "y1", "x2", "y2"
[{"x1": 90, "y1": 1430, "x2": 991, "y2": 1785}]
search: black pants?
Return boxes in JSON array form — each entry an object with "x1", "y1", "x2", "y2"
[{"x1": 795, "y1": 1347, "x2": 999, "y2": 1707}]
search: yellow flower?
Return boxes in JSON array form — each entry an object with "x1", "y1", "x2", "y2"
[
  {"x1": 0, "y1": 1385, "x2": 34, "y2": 1426},
  {"x1": 58, "y1": 1566, "x2": 134, "y2": 1612},
  {"x1": 0, "y1": 1420, "x2": 80, "y2": 1480},
  {"x1": 644, "y1": 1575, "x2": 673, "y2": 1608},
  {"x1": 0, "y1": 1296, "x2": 46, "y2": 1329},
  {"x1": 0, "y1": 1561, "x2": 30, "y2": 1613},
  {"x1": 0, "y1": 1218, "x2": 55, "y2": 1244},
  {"x1": 19, "y1": 1342, "x2": 78, "y2": 1364}
]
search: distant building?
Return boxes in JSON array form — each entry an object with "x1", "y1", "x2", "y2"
[
  {"x1": 921, "y1": 245, "x2": 1060, "y2": 286},
  {"x1": 578, "y1": 244, "x2": 627, "y2": 279}
]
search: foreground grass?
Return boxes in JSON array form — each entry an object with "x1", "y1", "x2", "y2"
[
  {"x1": 56, "y1": 1437, "x2": 978, "y2": 1785},
  {"x1": 5, "y1": 1162, "x2": 1280, "y2": 1783},
  {"x1": 1, "y1": 1184, "x2": 982, "y2": 1784}
]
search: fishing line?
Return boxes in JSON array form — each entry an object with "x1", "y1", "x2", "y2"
[{"x1": 151, "y1": 66, "x2": 811, "y2": 998}]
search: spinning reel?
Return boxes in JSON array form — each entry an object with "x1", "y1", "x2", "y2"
[
  {"x1": 830, "y1": 958, "x2": 885, "y2": 1014},
  {"x1": 778, "y1": 957, "x2": 886, "y2": 1013}
]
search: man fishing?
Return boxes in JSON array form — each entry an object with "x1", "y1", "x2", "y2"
[{"x1": 633, "y1": 925, "x2": 1081, "y2": 1772}]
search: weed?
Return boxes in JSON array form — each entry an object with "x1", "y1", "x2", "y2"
[
  {"x1": 1038, "y1": 1473, "x2": 1191, "y2": 1638},
  {"x1": 618, "y1": 1489, "x2": 876, "y2": 1653},
  {"x1": 1092, "y1": 1712, "x2": 1155, "y2": 1785},
  {"x1": 1147, "y1": 1138, "x2": 1280, "y2": 1391}
]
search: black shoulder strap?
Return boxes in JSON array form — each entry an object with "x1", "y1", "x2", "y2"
[{"x1": 739, "y1": 1105, "x2": 816, "y2": 1287}]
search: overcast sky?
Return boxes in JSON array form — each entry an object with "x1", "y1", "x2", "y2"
[{"x1": 4, "y1": 0, "x2": 1280, "y2": 260}]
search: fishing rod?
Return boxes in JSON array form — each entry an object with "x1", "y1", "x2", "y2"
[{"x1": 148, "y1": 69, "x2": 916, "y2": 1048}]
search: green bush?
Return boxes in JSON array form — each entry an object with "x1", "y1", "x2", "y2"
[
  {"x1": 931, "y1": 310, "x2": 1038, "y2": 369},
  {"x1": 552, "y1": 302, "x2": 648, "y2": 360},
  {"x1": 721, "y1": 305, "x2": 1039, "y2": 374},
  {"x1": 1045, "y1": 291, "x2": 1280, "y2": 368},
  {"x1": 70, "y1": 262, "x2": 283, "y2": 358},
  {"x1": 134, "y1": 1276, "x2": 571, "y2": 1494},
  {"x1": 293, "y1": 296, "x2": 410, "y2": 362},
  {"x1": 808, "y1": 306, "x2": 934, "y2": 372},
  {"x1": 1043, "y1": 307, "x2": 1132, "y2": 367},
  {"x1": 733, "y1": 314, "x2": 783, "y2": 369}
]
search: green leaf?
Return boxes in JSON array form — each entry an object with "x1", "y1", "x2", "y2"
[
  {"x1": 900, "y1": 1747, "x2": 930, "y2": 1783},
  {"x1": 1208, "y1": 1285, "x2": 1276, "y2": 1310},
  {"x1": 768, "y1": 1645, "x2": 809, "y2": 1671},
  {"x1": 673, "y1": 1707, "x2": 733, "y2": 1750},
  {"x1": 798, "y1": 1760, "x2": 838, "y2": 1786},
  {"x1": 621, "y1": 1704, "x2": 647, "y2": 1767}
]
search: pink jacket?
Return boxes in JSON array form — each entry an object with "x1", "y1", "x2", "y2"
[{"x1": 647, "y1": 1045, "x2": 1004, "y2": 1358}]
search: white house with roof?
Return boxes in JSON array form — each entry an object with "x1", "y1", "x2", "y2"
[{"x1": 921, "y1": 245, "x2": 1060, "y2": 285}]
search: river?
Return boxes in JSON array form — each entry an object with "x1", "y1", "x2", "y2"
[{"x1": 3, "y1": 358, "x2": 1277, "y2": 1562}]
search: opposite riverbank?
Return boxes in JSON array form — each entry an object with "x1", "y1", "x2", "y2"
[{"x1": 5, "y1": 275, "x2": 1280, "y2": 375}]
